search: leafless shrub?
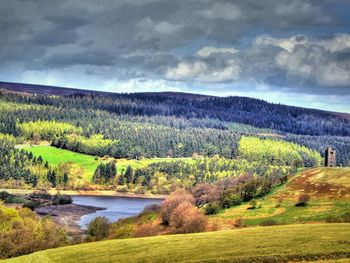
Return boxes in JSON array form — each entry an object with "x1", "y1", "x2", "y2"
[
  {"x1": 159, "y1": 189, "x2": 194, "y2": 225},
  {"x1": 192, "y1": 183, "x2": 220, "y2": 207},
  {"x1": 169, "y1": 202, "x2": 208, "y2": 234}
]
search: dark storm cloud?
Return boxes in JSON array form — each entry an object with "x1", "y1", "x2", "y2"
[
  {"x1": 43, "y1": 51, "x2": 116, "y2": 68},
  {"x1": 46, "y1": 15, "x2": 89, "y2": 30},
  {"x1": 0, "y1": 0, "x2": 349, "y2": 108},
  {"x1": 31, "y1": 30, "x2": 78, "y2": 45}
]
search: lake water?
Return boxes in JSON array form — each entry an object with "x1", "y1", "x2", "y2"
[{"x1": 72, "y1": 196, "x2": 163, "y2": 228}]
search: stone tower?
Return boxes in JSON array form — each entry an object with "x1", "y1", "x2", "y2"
[{"x1": 325, "y1": 147, "x2": 336, "y2": 167}]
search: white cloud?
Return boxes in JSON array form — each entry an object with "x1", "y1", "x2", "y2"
[
  {"x1": 196, "y1": 46, "x2": 238, "y2": 57},
  {"x1": 137, "y1": 18, "x2": 181, "y2": 41},
  {"x1": 254, "y1": 35, "x2": 308, "y2": 52},
  {"x1": 319, "y1": 34, "x2": 350, "y2": 52},
  {"x1": 275, "y1": 47, "x2": 313, "y2": 77},
  {"x1": 200, "y1": 2, "x2": 241, "y2": 20},
  {"x1": 255, "y1": 34, "x2": 350, "y2": 53},
  {"x1": 255, "y1": 34, "x2": 350, "y2": 86},
  {"x1": 166, "y1": 59, "x2": 240, "y2": 83},
  {"x1": 319, "y1": 62, "x2": 350, "y2": 86},
  {"x1": 102, "y1": 78, "x2": 183, "y2": 93}
]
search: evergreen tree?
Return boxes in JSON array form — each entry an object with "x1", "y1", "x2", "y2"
[
  {"x1": 47, "y1": 170, "x2": 57, "y2": 187},
  {"x1": 63, "y1": 173, "x2": 69, "y2": 185},
  {"x1": 125, "y1": 165, "x2": 134, "y2": 184},
  {"x1": 118, "y1": 171, "x2": 126, "y2": 185},
  {"x1": 37, "y1": 155, "x2": 43, "y2": 164}
]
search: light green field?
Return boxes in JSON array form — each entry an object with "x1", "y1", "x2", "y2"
[
  {"x1": 5, "y1": 223, "x2": 350, "y2": 263},
  {"x1": 211, "y1": 168, "x2": 350, "y2": 228},
  {"x1": 23, "y1": 146, "x2": 100, "y2": 180},
  {"x1": 23, "y1": 145, "x2": 193, "y2": 181}
]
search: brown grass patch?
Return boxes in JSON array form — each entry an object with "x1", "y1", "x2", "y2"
[{"x1": 282, "y1": 168, "x2": 350, "y2": 198}]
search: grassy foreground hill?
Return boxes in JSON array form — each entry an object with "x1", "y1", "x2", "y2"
[
  {"x1": 3, "y1": 166, "x2": 350, "y2": 262},
  {"x1": 5, "y1": 224, "x2": 350, "y2": 263}
]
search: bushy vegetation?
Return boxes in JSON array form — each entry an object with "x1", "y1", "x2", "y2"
[
  {"x1": 87, "y1": 217, "x2": 111, "y2": 241},
  {"x1": 116, "y1": 155, "x2": 294, "y2": 194},
  {"x1": 0, "y1": 203, "x2": 67, "y2": 259},
  {"x1": 0, "y1": 191, "x2": 28, "y2": 204},
  {"x1": 192, "y1": 171, "x2": 288, "y2": 211},
  {"x1": 52, "y1": 194, "x2": 72, "y2": 205}
]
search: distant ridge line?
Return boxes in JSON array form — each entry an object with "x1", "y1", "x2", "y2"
[{"x1": 0, "y1": 81, "x2": 349, "y2": 116}]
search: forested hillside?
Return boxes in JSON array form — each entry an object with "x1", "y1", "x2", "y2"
[
  {"x1": 1, "y1": 82, "x2": 349, "y2": 136},
  {"x1": 0, "y1": 83, "x2": 349, "y2": 165}
]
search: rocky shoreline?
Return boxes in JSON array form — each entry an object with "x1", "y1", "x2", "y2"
[{"x1": 36, "y1": 204, "x2": 105, "y2": 237}]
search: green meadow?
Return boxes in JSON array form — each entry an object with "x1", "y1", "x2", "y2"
[
  {"x1": 23, "y1": 145, "x2": 100, "y2": 180},
  {"x1": 5, "y1": 223, "x2": 350, "y2": 263}
]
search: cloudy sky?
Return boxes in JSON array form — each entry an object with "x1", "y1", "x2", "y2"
[{"x1": 1, "y1": 0, "x2": 350, "y2": 112}]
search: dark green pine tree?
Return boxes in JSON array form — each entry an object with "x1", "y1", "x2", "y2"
[
  {"x1": 47, "y1": 170, "x2": 57, "y2": 187},
  {"x1": 118, "y1": 171, "x2": 126, "y2": 185},
  {"x1": 110, "y1": 162, "x2": 116, "y2": 179},
  {"x1": 63, "y1": 172, "x2": 69, "y2": 185},
  {"x1": 93, "y1": 164, "x2": 102, "y2": 183},
  {"x1": 125, "y1": 165, "x2": 134, "y2": 184},
  {"x1": 32, "y1": 175, "x2": 38, "y2": 187},
  {"x1": 37, "y1": 155, "x2": 43, "y2": 164}
]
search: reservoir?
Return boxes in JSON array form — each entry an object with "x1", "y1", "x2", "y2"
[{"x1": 72, "y1": 195, "x2": 163, "y2": 228}]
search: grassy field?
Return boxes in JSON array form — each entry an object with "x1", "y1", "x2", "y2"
[
  {"x1": 211, "y1": 168, "x2": 350, "y2": 228},
  {"x1": 5, "y1": 223, "x2": 350, "y2": 263},
  {"x1": 22, "y1": 145, "x2": 193, "y2": 181},
  {"x1": 23, "y1": 146, "x2": 100, "y2": 180}
]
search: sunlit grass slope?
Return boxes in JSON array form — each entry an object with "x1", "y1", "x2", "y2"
[
  {"x1": 5, "y1": 224, "x2": 350, "y2": 263},
  {"x1": 23, "y1": 145, "x2": 100, "y2": 180},
  {"x1": 212, "y1": 168, "x2": 350, "y2": 228}
]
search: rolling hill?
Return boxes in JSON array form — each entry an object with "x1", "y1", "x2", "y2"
[
  {"x1": 5, "y1": 224, "x2": 350, "y2": 263},
  {"x1": 211, "y1": 168, "x2": 350, "y2": 228},
  {"x1": 6, "y1": 168, "x2": 349, "y2": 263},
  {"x1": 1, "y1": 81, "x2": 349, "y2": 136}
]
